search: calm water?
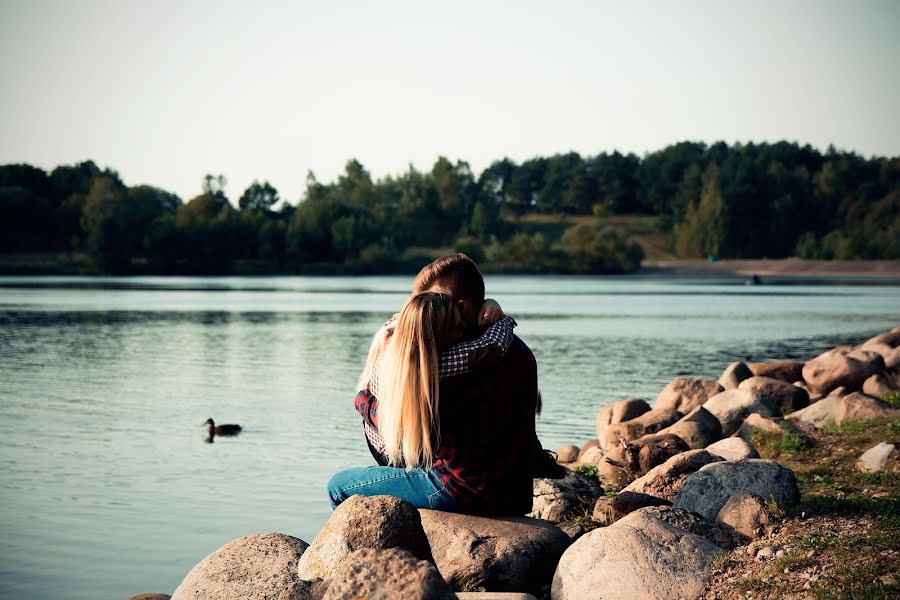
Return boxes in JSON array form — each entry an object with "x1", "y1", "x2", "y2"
[{"x1": 0, "y1": 275, "x2": 897, "y2": 600}]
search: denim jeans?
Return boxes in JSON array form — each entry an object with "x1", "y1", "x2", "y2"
[{"x1": 327, "y1": 466, "x2": 460, "y2": 511}]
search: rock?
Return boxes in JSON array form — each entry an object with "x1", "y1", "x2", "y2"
[
  {"x1": 596, "y1": 456, "x2": 633, "y2": 490},
  {"x1": 674, "y1": 459, "x2": 800, "y2": 521},
  {"x1": 863, "y1": 373, "x2": 898, "y2": 396},
  {"x1": 735, "y1": 412, "x2": 789, "y2": 437},
  {"x1": 715, "y1": 493, "x2": 775, "y2": 539},
  {"x1": 658, "y1": 406, "x2": 722, "y2": 449},
  {"x1": 591, "y1": 491, "x2": 671, "y2": 525},
  {"x1": 718, "y1": 362, "x2": 754, "y2": 390},
  {"x1": 128, "y1": 595, "x2": 171, "y2": 600},
  {"x1": 802, "y1": 348, "x2": 884, "y2": 394},
  {"x1": 786, "y1": 394, "x2": 842, "y2": 429},
  {"x1": 749, "y1": 361, "x2": 805, "y2": 383},
  {"x1": 706, "y1": 437, "x2": 760, "y2": 461},
  {"x1": 551, "y1": 507, "x2": 725, "y2": 600},
  {"x1": 601, "y1": 407, "x2": 682, "y2": 450},
  {"x1": 828, "y1": 385, "x2": 848, "y2": 398},
  {"x1": 555, "y1": 445, "x2": 579, "y2": 464},
  {"x1": 885, "y1": 346, "x2": 900, "y2": 370},
  {"x1": 703, "y1": 389, "x2": 779, "y2": 437},
  {"x1": 857, "y1": 442, "x2": 898, "y2": 472},
  {"x1": 557, "y1": 520, "x2": 590, "y2": 542},
  {"x1": 756, "y1": 546, "x2": 775, "y2": 559},
  {"x1": 738, "y1": 376, "x2": 810, "y2": 412},
  {"x1": 419, "y1": 510, "x2": 571, "y2": 594},
  {"x1": 171, "y1": 533, "x2": 311, "y2": 600},
  {"x1": 860, "y1": 329, "x2": 900, "y2": 350},
  {"x1": 322, "y1": 547, "x2": 454, "y2": 600},
  {"x1": 604, "y1": 433, "x2": 691, "y2": 479},
  {"x1": 623, "y1": 449, "x2": 724, "y2": 502},
  {"x1": 297, "y1": 495, "x2": 431, "y2": 581},
  {"x1": 595, "y1": 398, "x2": 651, "y2": 448},
  {"x1": 575, "y1": 446, "x2": 604, "y2": 467},
  {"x1": 655, "y1": 377, "x2": 724, "y2": 413},
  {"x1": 835, "y1": 392, "x2": 900, "y2": 424},
  {"x1": 456, "y1": 595, "x2": 538, "y2": 600},
  {"x1": 531, "y1": 471, "x2": 603, "y2": 522},
  {"x1": 576, "y1": 439, "x2": 600, "y2": 462},
  {"x1": 635, "y1": 505, "x2": 746, "y2": 550}
]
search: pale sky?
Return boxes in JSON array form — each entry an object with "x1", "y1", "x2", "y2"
[{"x1": 1, "y1": 0, "x2": 898, "y2": 204}]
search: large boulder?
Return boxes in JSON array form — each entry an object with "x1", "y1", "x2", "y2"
[
  {"x1": 834, "y1": 392, "x2": 900, "y2": 424},
  {"x1": 576, "y1": 439, "x2": 600, "y2": 462},
  {"x1": 322, "y1": 547, "x2": 455, "y2": 600},
  {"x1": 802, "y1": 348, "x2": 884, "y2": 394},
  {"x1": 576, "y1": 446, "x2": 604, "y2": 467},
  {"x1": 551, "y1": 507, "x2": 725, "y2": 600},
  {"x1": 718, "y1": 361, "x2": 753, "y2": 390},
  {"x1": 884, "y1": 346, "x2": 900, "y2": 370},
  {"x1": 703, "y1": 389, "x2": 779, "y2": 437},
  {"x1": 735, "y1": 412, "x2": 793, "y2": 438},
  {"x1": 623, "y1": 449, "x2": 723, "y2": 502},
  {"x1": 738, "y1": 376, "x2": 810, "y2": 412},
  {"x1": 674, "y1": 459, "x2": 800, "y2": 521},
  {"x1": 655, "y1": 377, "x2": 724, "y2": 413},
  {"x1": 860, "y1": 329, "x2": 900, "y2": 350},
  {"x1": 706, "y1": 437, "x2": 760, "y2": 461},
  {"x1": 419, "y1": 510, "x2": 571, "y2": 594},
  {"x1": 591, "y1": 491, "x2": 671, "y2": 525},
  {"x1": 595, "y1": 398, "x2": 651, "y2": 447},
  {"x1": 749, "y1": 361, "x2": 805, "y2": 383},
  {"x1": 297, "y1": 495, "x2": 431, "y2": 581},
  {"x1": 555, "y1": 445, "x2": 580, "y2": 464},
  {"x1": 604, "y1": 433, "x2": 691, "y2": 479},
  {"x1": 531, "y1": 471, "x2": 604, "y2": 522},
  {"x1": 657, "y1": 406, "x2": 722, "y2": 449},
  {"x1": 635, "y1": 505, "x2": 746, "y2": 550},
  {"x1": 596, "y1": 456, "x2": 634, "y2": 490},
  {"x1": 786, "y1": 394, "x2": 843, "y2": 430},
  {"x1": 601, "y1": 408, "x2": 682, "y2": 450},
  {"x1": 171, "y1": 533, "x2": 314, "y2": 600}
]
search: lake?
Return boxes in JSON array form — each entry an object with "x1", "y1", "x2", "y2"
[{"x1": 0, "y1": 275, "x2": 897, "y2": 599}]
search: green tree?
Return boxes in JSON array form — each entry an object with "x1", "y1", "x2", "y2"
[
  {"x1": 560, "y1": 222, "x2": 644, "y2": 273},
  {"x1": 239, "y1": 180, "x2": 280, "y2": 213},
  {"x1": 674, "y1": 164, "x2": 727, "y2": 258}
]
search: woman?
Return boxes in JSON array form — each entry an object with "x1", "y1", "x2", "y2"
[{"x1": 327, "y1": 290, "x2": 515, "y2": 511}]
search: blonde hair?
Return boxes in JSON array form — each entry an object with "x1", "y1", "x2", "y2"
[{"x1": 378, "y1": 291, "x2": 460, "y2": 468}]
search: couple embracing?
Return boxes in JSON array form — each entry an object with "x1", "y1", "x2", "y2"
[{"x1": 328, "y1": 253, "x2": 564, "y2": 516}]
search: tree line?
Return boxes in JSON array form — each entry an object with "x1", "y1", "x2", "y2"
[{"x1": 0, "y1": 140, "x2": 897, "y2": 275}]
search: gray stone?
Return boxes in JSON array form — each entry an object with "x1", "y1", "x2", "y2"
[
  {"x1": 595, "y1": 398, "x2": 651, "y2": 449},
  {"x1": 786, "y1": 395, "x2": 842, "y2": 429},
  {"x1": 658, "y1": 406, "x2": 723, "y2": 449},
  {"x1": 322, "y1": 547, "x2": 454, "y2": 600},
  {"x1": 550, "y1": 507, "x2": 725, "y2": 600},
  {"x1": 835, "y1": 392, "x2": 900, "y2": 424},
  {"x1": 297, "y1": 495, "x2": 431, "y2": 581},
  {"x1": 623, "y1": 449, "x2": 723, "y2": 502},
  {"x1": 857, "y1": 442, "x2": 898, "y2": 472},
  {"x1": 531, "y1": 471, "x2": 603, "y2": 522},
  {"x1": 738, "y1": 376, "x2": 810, "y2": 412},
  {"x1": 718, "y1": 361, "x2": 754, "y2": 390},
  {"x1": 635, "y1": 505, "x2": 746, "y2": 551},
  {"x1": 171, "y1": 533, "x2": 312, "y2": 600},
  {"x1": 656, "y1": 377, "x2": 724, "y2": 413},
  {"x1": 420, "y1": 510, "x2": 571, "y2": 595},
  {"x1": 706, "y1": 437, "x2": 760, "y2": 461},
  {"x1": 674, "y1": 459, "x2": 800, "y2": 521},
  {"x1": 715, "y1": 493, "x2": 775, "y2": 539},
  {"x1": 703, "y1": 389, "x2": 779, "y2": 437},
  {"x1": 749, "y1": 361, "x2": 805, "y2": 383}
]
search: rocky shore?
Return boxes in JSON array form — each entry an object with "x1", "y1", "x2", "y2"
[{"x1": 130, "y1": 327, "x2": 900, "y2": 600}]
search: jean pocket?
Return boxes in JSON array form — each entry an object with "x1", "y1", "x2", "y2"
[{"x1": 427, "y1": 487, "x2": 454, "y2": 510}]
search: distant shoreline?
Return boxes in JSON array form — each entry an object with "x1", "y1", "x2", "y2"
[{"x1": 639, "y1": 259, "x2": 900, "y2": 281}]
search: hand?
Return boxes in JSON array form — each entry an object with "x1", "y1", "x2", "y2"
[{"x1": 478, "y1": 298, "x2": 504, "y2": 326}]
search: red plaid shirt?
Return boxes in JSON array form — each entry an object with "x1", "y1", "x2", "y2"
[{"x1": 355, "y1": 320, "x2": 537, "y2": 515}]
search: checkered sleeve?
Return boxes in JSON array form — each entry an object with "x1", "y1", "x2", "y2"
[{"x1": 439, "y1": 315, "x2": 517, "y2": 378}]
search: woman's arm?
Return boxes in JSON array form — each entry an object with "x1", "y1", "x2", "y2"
[{"x1": 438, "y1": 312, "x2": 517, "y2": 378}]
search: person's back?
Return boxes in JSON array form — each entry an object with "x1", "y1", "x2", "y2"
[{"x1": 434, "y1": 335, "x2": 537, "y2": 515}]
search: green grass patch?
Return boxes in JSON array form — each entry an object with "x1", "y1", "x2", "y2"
[
  {"x1": 821, "y1": 419, "x2": 871, "y2": 434},
  {"x1": 573, "y1": 464, "x2": 599, "y2": 479},
  {"x1": 753, "y1": 429, "x2": 810, "y2": 457},
  {"x1": 880, "y1": 392, "x2": 900, "y2": 409}
]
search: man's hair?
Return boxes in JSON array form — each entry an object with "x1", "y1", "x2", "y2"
[{"x1": 413, "y1": 254, "x2": 485, "y2": 305}]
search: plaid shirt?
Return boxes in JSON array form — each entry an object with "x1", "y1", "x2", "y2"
[
  {"x1": 355, "y1": 334, "x2": 537, "y2": 514},
  {"x1": 361, "y1": 315, "x2": 517, "y2": 458}
]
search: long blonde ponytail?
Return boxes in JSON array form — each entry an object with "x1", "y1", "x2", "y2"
[{"x1": 378, "y1": 291, "x2": 459, "y2": 468}]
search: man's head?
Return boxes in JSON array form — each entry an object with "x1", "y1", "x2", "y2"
[{"x1": 412, "y1": 253, "x2": 485, "y2": 332}]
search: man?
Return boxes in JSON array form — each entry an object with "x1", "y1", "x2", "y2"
[{"x1": 334, "y1": 254, "x2": 563, "y2": 515}]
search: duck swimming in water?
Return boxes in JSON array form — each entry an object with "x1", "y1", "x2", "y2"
[{"x1": 204, "y1": 418, "x2": 242, "y2": 437}]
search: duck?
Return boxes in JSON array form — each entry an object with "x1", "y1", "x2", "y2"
[{"x1": 204, "y1": 418, "x2": 242, "y2": 437}]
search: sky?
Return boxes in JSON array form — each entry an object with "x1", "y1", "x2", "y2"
[{"x1": 1, "y1": 0, "x2": 898, "y2": 204}]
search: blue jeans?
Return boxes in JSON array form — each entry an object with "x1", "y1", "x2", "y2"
[{"x1": 327, "y1": 466, "x2": 460, "y2": 511}]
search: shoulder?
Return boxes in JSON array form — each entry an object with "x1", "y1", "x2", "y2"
[{"x1": 505, "y1": 335, "x2": 536, "y2": 368}]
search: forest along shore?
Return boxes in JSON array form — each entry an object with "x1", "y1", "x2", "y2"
[
  {"x1": 640, "y1": 259, "x2": 900, "y2": 280},
  {"x1": 130, "y1": 327, "x2": 900, "y2": 600}
]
